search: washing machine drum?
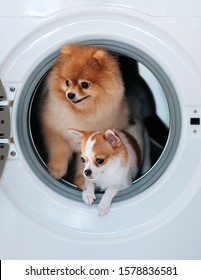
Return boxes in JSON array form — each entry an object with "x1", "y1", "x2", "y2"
[{"x1": 12, "y1": 41, "x2": 179, "y2": 204}]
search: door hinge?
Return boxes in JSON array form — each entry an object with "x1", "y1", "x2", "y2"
[{"x1": 0, "y1": 79, "x2": 12, "y2": 179}]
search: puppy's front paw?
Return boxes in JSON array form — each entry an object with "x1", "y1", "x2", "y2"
[
  {"x1": 98, "y1": 201, "x2": 110, "y2": 216},
  {"x1": 82, "y1": 190, "x2": 96, "y2": 205},
  {"x1": 48, "y1": 161, "x2": 67, "y2": 179}
]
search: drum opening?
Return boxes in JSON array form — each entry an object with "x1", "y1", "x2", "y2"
[{"x1": 17, "y1": 40, "x2": 181, "y2": 202}]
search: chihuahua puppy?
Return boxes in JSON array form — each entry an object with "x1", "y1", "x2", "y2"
[{"x1": 68, "y1": 120, "x2": 150, "y2": 215}]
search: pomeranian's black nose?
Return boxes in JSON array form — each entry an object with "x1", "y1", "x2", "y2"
[
  {"x1": 67, "y1": 92, "x2": 76, "y2": 100},
  {"x1": 84, "y1": 169, "x2": 92, "y2": 177}
]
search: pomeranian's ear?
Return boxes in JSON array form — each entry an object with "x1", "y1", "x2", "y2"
[
  {"x1": 92, "y1": 49, "x2": 107, "y2": 67},
  {"x1": 104, "y1": 130, "x2": 122, "y2": 147}
]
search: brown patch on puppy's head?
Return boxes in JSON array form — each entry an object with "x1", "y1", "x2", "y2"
[{"x1": 89, "y1": 130, "x2": 129, "y2": 167}]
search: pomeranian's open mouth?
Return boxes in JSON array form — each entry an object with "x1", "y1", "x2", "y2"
[{"x1": 72, "y1": 95, "x2": 91, "y2": 104}]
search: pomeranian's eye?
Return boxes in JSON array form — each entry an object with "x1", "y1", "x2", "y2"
[
  {"x1": 96, "y1": 158, "x2": 105, "y2": 164},
  {"x1": 80, "y1": 157, "x2": 85, "y2": 163},
  {"x1": 66, "y1": 80, "x2": 71, "y2": 86},
  {"x1": 81, "y1": 81, "x2": 90, "y2": 89}
]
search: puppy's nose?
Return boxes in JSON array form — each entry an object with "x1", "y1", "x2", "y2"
[
  {"x1": 67, "y1": 92, "x2": 76, "y2": 100},
  {"x1": 84, "y1": 169, "x2": 92, "y2": 177}
]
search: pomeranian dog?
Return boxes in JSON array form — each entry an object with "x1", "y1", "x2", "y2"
[
  {"x1": 40, "y1": 44, "x2": 129, "y2": 186},
  {"x1": 68, "y1": 120, "x2": 150, "y2": 215}
]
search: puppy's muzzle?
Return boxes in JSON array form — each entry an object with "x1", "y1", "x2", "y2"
[
  {"x1": 84, "y1": 169, "x2": 92, "y2": 177},
  {"x1": 67, "y1": 92, "x2": 91, "y2": 104},
  {"x1": 67, "y1": 92, "x2": 76, "y2": 100}
]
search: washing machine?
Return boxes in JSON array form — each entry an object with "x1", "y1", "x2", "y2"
[{"x1": 0, "y1": 0, "x2": 201, "y2": 259}]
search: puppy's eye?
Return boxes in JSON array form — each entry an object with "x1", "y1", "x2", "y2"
[
  {"x1": 66, "y1": 80, "x2": 71, "y2": 86},
  {"x1": 96, "y1": 158, "x2": 105, "y2": 164},
  {"x1": 81, "y1": 81, "x2": 90, "y2": 89},
  {"x1": 80, "y1": 157, "x2": 85, "y2": 163}
]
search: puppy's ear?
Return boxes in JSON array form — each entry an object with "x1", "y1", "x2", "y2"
[
  {"x1": 105, "y1": 130, "x2": 122, "y2": 147},
  {"x1": 67, "y1": 129, "x2": 85, "y2": 140},
  {"x1": 92, "y1": 49, "x2": 107, "y2": 67},
  {"x1": 67, "y1": 129, "x2": 93, "y2": 140}
]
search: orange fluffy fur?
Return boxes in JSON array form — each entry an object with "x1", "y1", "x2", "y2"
[{"x1": 40, "y1": 44, "x2": 129, "y2": 187}]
